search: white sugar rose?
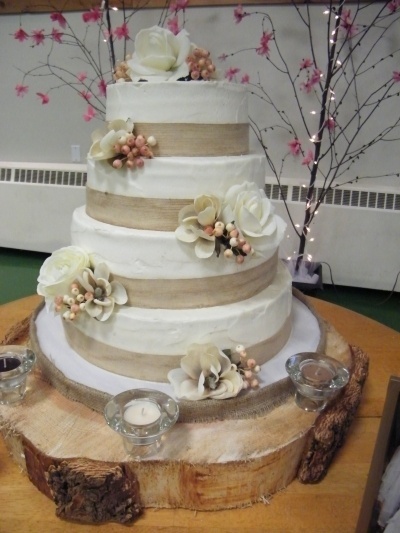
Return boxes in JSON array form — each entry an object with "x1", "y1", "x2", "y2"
[
  {"x1": 168, "y1": 343, "x2": 243, "y2": 401},
  {"x1": 126, "y1": 26, "x2": 192, "y2": 81},
  {"x1": 89, "y1": 119, "x2": 134, "y2": 161},
  {"x1": 222, "y1": 182, "x2": 286, "y2": 254},
  {"x1": 37, "y1": 246, "x2": 90, "y2": 309}
]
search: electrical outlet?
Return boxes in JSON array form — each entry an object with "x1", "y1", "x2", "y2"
[{"x1": 71, "y1": 145, "x2": 81, "y2": 162}]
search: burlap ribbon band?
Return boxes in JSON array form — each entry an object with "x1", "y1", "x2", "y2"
[
  {"x1": 134, "y1": 123, "x2": 249, "y2": 157},
  {"x1": 111, "y1": 253, "x2": 278, "y2": 309}
]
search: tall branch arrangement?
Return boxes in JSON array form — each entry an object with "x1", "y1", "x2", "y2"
[
  {"x1": 224, "y1": 1, "x2": 400, "y2": 272},
  {"x1": 13, "y1": 0, "x2": 188, "y2": 121}
]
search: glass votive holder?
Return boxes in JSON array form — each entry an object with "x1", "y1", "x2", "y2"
[
  {"x1": 104, "y1": 389, "x2": 179, "y2": 459},
  {"x1": 285, "y1": 352, "x2": 350, "y2": 412},
  {"x1": 0, "y1": 346, "x2": 36, "y2": 405}
]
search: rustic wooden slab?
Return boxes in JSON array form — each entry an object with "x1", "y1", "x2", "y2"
[{"x1": 0, "y1": 320, "x2": 352, "y2": 522}]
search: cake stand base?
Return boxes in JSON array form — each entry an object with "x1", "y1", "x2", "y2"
[{"x1": 0, "y1": 312, "x2": 364, "y2": 524}]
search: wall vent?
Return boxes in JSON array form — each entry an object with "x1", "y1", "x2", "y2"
[
  {"x1": 265, "y1": 183, "x2": 400, "y2": 211},
  {"x1": 0, "y1": 165, "x2": 87, "y2": 187}
]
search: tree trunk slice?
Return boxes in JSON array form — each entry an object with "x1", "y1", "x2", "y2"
[{"x1": 0, "y1": 314, "x2": 357, "y2": 524}]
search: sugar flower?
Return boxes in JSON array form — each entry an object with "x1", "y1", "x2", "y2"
[
  {"x1": 126, "y1": 26, "x2": 192, "y2": 82},
  {"x1": 175, "y1": 195, "x2": 222, "y2": 258},
  {"x1": 77, "y1": 263, "x2": 128, "y2": 322},
  {"x1": 168, "y1": 343, "x2": 243, "y2": 401},
  {"x1": 88, "y1": 119, "x2": 134, "y2": 160},
  {"x1": 37, "y1": 246, "x2": 90, "y2": 310},
  {"x1": 221, "y1": 182, "x2": 286, "y2": 255}
]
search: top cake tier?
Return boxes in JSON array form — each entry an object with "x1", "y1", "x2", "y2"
[{"x1": 105, "y1": 81, "x2": 249, "y2": 157}]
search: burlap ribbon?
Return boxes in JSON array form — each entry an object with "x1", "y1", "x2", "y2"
[
  {"x1": 110, "y1": 253, "x2": 278, "y2": 309},
  {"x1": 134, "y1": 123, "x2": 249, "y2": 157}
]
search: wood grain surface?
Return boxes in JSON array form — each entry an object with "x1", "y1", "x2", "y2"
[{"x1": 0, "y1": 294, "x2": 399, "y2": 532}]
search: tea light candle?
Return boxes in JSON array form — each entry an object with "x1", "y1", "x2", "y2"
[
  {"x1": 0, "y1": 355, "x2": 21, "y2": 376},
  {"x1": 124, "y1": 399, "x2": 161, "y2": 426},
  {"x1": 300, "y1": 359, "x2": 336, "y2": 386}
]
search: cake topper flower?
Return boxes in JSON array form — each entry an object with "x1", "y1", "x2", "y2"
[
  {"x1": 126, "y1": 26, "x2": 192, "y2": 82},
  {"x1": 88, "y1": 118, "x2": 157, "y2": 169},
  {"x1": 168, "y1": 343, "x2": 244, "y2": 401}
]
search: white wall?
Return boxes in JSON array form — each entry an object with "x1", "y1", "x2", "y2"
[{"x1": 1, "y1": 4, "x2": 399, "y2": 186}]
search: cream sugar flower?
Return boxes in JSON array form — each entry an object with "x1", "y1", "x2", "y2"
[
  {"x1": 37, "y1": 246, "x2": 90, "y2": 310},
  {"x1": 222, "y1": 182, "x2": 286, "y2": 254},
  {"x1": 168, "y1": 343, "x2": 243, "y2": 401},
  {"x1": 89, "y1": 119, "x2": 134, "y2": 160},
  {"x1": 126, "y1": 26, "x2": 192, "y2": 82},
  {"x1": 77, "y1": 263, "x2": 128, "y2": 322},
  {"x1": 175, "y1": 194, "x2": 222, "y2": 258}
]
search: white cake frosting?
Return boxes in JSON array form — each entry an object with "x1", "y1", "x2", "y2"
[
  {"x1": 86, "y1": 154, "x2": 266, "y2": 200},
  {"x1": 106, "y1": 81, "x2": 248, "y2": 124}
]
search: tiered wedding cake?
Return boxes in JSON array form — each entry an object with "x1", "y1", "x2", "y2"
[{"x1": 36, "y1": 27, "x2": 293, "y2": 398}]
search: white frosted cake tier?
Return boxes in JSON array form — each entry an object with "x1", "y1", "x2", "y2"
[
  {"x1": 34, "y1": 294, "x2": 318, "y2": 397},
  {"x1": 71, "y1": 206, "x2": 285, "y2": 281},
  {"x1": 60, "y1": 263, "x2": 293, "y2": 382},
  {"x1": 106, "y1": 81, "x2": 248, "y2": 124},
  {"x1": 86, "y1": 154, "x2": 266, "y2": 200}
]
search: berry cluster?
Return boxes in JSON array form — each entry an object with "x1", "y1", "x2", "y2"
[
  {"x1": 112, "y1": 133, "x2": 157, "y2": 169},
  {"x1": 234, "y1": 344, "x2": 260, "y2": 390},
  {"x1": 186, "y1": 48, "x2": 216, "y2": 80},
  {"x1": 204, "y1": 220, "x2": 253, "y2": 264},
  {"x1": 113, "y1": 58, "x2": 131, "y2": 82},
  {"x1": 54, "y1": 283, "x2": 91, "y2": 321}
]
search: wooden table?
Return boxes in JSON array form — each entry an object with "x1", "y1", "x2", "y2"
[{"x1": 0, "y1": 294, "x2": 399, "y2": 533}]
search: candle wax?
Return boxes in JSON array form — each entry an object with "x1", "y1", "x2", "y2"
[
  {"x1": 0, "y1": 356, "x2": 21, "y2": 373},
  {"x1": 123, "y1": 400, "x2": 161, "y2": 426},
  {"x1": 300, "y1": 360, "x2": 336, "y2": 385}
]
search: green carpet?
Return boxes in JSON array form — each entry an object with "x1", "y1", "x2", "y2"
[{"x1": 1, "y1": 247, "x2": 399, "y2": 333}]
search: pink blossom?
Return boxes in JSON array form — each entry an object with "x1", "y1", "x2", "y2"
[
  {"x1": 340, "y1": 9, "x2": 358, "y2": 38},
  {"x1": 167, "y1": 16, "x2": 180, "y2": 36},
  {"x1": 82, "y1": 7, "x2": 102, "y2": 24},
  {"x1": 14, "y1": 28, "x2": 29, "y2": 42},
  {"x1": 324, "y1": 117, "x2": 336, "y2": 131},
  {"x1": 77, "y1": 72, "x2": 87, "y2": 82},
  {"x1": 241, "y1": 74, "x2": 250, "y2": 84},
  {"x1": 83, "y1": 106, "x2": 96, "y2": 122},
  {"x1": 80, "y1": 90, "x2": 92, "y2": 101},
  {"x1": 302, "y1": 150, "x2": 314, "y2": 166},
  {"x1": 15, "y1": 84, "x2": 29, "y2": 97},
  {"x1": 31, "y1": 29, "x2": 45, "y2": 46},
  {"x1": 169, "y1": 0, "x2": 189, "y2": 11},
  {"x1": 393, "y1": 71, "x2": 400, "y2": 82},
  {"x1": 288, "y1": 138, "x2": 301, "y2": 156},
  {"x1": 234, "y1": 5, "x2": 248, "y2": 24},
  {"x1": 98, "y1": 79, "x2": 107, "y2": 97},
  {"x1": 50, "y1": 12, "x2": 67, "y2": 28},
  {"x1": 114, "y1": 23, "x2": 129, "y2": 40},
  {"x1": 51, "y1": 28, "x2": 63, "y2": 43},
  {"x1": 388, "y1": 1, "x2": 400, "y2": 13},
  {"x1": 36, "y1": 92, "x2": 49, "y2": 104},
  {"x1": 218, "y1": 53, "x2": 228, "y2": 62},
  {"x1": 256, "y1": 31, "x2": 273, "y2": 57},
  {"x1": 301, "y1": 68, "x2": 322, "y2": 93},
  {"x1": 310, "y1": 68, "x2": 323, "y2": 84},
  {"x1": 225, "y1": 67, "x2": 240, "y2": 81},
  {"x1": 300, "y1": 58, "x2": 313, "y2": 70}
]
